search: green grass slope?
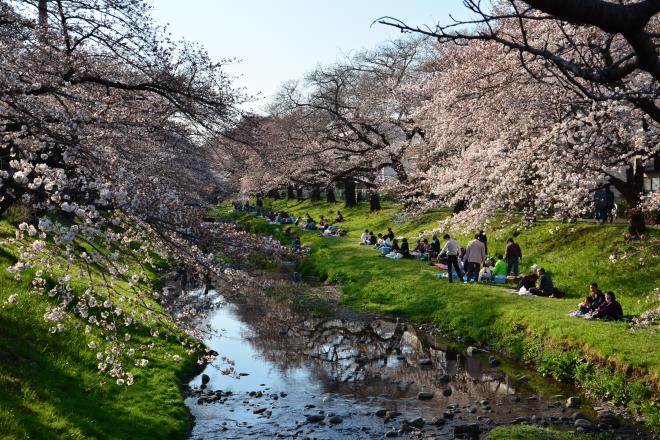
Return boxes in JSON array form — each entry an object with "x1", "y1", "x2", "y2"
[
  {"x1": 220, "y1": 198, "x2": 660, "y2": 429},
  {"x1": 0, "y1": 220, "x2": 197, "y2": 440}
]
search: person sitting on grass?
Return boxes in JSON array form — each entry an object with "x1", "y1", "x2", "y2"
[
  {"x1": 529, "y1": 268, "x2": 554, "y2": 296},
  {"x1": 385, "y1": 227, "x2": 395, "y2": 241},
  {"x1": 588, "y1": 291, "x2": 623, "y2": 320},
  {"x1": 577, "y1": 296, "x2": 594, "y2": 316},
  {"x1": 430, "y1": 235, "x2": 440, "y2": 260},
  {"x1": 319, "y1": 215, "x2": 327, "y2": 228},
  {"x1": 292, "y1": 237, "x2": 302, "y2": 252},
  {"x1": 360, "y1": 229, "x2": 369, "y2": 245},
  {"x1": 413, "y1": 238, "x2": 430, "y2": 259},
  {"x1": 295, "y1": 216, "x2": 303, "y2": 226},
  {"x1": 400, "y1": 238, "x2": 413, "y2": 259},
  {"x1": 391, "y1": 238, "x2": 400, "y2": 253},
  {"x1": 517, "y1": 271, "x2": 538, "y2": 291},
  {"x1": 304, "y1": 214, "x2": 316, "y2": 230},
  {"x1": 478, "y1": 263, "x2": 493, "y2": 282},
  {"x1": 375, "y1": 233, "x2": 384, "y2": 248},
  {"x1": 368, "y1": 231, "x2": 377, "y2": 246},
  {"x1": 579, "y1": 283, "x2": 605, "y2": 314},
  {"x1": 587, "y1": 283, "x2": 605, "y2": 313},
  {"x1": 492, "y1": 255, "x2": 507, "y2": 277},
  {"x1": 335, "y1": 211, "x2": 344, "y2": 222}
]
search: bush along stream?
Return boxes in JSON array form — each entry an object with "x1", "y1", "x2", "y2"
[{"x1": 182, "y1": 271, "x2": 652, "y2": 440}]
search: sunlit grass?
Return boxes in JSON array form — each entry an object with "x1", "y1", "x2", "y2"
[{"x1": 0, "y1": 220, "x2": 196, "y2": 440}]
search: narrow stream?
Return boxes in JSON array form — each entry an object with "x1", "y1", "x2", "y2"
[{"x1": 184, "y1": 283, "x2": 648, "y2": 439}]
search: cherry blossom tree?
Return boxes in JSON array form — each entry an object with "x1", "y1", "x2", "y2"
[
  {"x1": 0, "y1": 0, "x2": 291, "y2": 385},
  {"x1": 414, "y1": 36, "x2": 658, "y2": 235},
  {"x1": 379, "y1": 0, "x2": 660, "y2": 122},
  {"x1": 225, "y1": 38, "x2": 431, "y2": 210}
]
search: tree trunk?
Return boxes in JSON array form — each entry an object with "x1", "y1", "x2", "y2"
[
  {"x1": 296, "y1": 187, "x2": 304, "y2": 200},
  {"x1": 343, "y1": 179, "x2": 356, "y2": 208},
  {"x1": 38, "y1": 0, "x2": 48, "y2": 41},
  {"x1": 369, "y1": 191, "x2": 381, "y2": 212},
  {"x1": 310, "y1": 186, "x2": 321, "y2": 201},
  {"x1": 611, "y1": 157, "x2": 646, "y2": 237},
  {"x1": 326, "y1": 185, "x2": 336, "y2": 203},
  {"x1": 390, "y1": 156, "x2": 409, "y2": 183},
  {"x1": 267, "y1": 189, "x2": 280, "y2": 199},
  {"x1": 356, "y1": 188, "x2": 363, "y2": 203},
  {"x1": 287, "y1": 186, "x2": 295, "y2": 199}
]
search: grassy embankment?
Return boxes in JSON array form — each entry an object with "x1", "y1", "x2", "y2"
[
  {"x1": 0, "y1": 218, "x2": 198, "y2": 440},
  {"x1": 219, "y1": 198, "x2": 660, "y2": 432}
]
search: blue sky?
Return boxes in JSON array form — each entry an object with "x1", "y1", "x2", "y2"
[{"x1": 151, "y1": 1, "x2": 468, "y2": 111}]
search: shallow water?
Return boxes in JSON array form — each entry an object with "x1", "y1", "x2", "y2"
[{"x1": 185, "y1": 286, "x2": 647, "y2": 439}]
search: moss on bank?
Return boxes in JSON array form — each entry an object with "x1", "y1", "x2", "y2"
[
  {"x1": 219, "y1": 199, "x2": 660, "y2": 432},
  {"x1": 0, "y1": 220, "x2": 197, "y2": 439}
]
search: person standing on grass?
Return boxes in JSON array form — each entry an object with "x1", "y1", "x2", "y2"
[
  {"x1": 477, "y1": 230, "x2": 488, "y2": 255},
  {"x1": 464, "y1": 233, "x2": 486, "y2": 282},
  {"x1": 440, "y1": 234, "x2": 464, "y2": 283},
  {"x1": 504, "y1": 238, "x2": 522, "y2": 275},
  {"x1": 604, "y1": 185, "x2": 615, "y2": 223}
]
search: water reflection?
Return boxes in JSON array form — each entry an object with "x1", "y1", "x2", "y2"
[{"x1": 185, "y1": 284, "x2": 647, "y2": 440}]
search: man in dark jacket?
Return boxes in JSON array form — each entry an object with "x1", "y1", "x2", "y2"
[
  {"x1": 504, "y1": 238, "x2": 522, "y2": 275},
  {"x1": 530, "y1": 268, "x2": 553, "y2": 296}
]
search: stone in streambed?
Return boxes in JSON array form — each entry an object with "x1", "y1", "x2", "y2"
[
  {"x1": 431, "y1": 416, "x2": 446, "y2": 426},
  {"x1": 436, "y1": 373, "x2": 451, "y2": 384},
  {"x1": 574, "y1": 418, "x2": 594, "y2": 429},
  {"x1": 454, "y1": 423, "x2": 480, "y2": 437},
  {"x1": 571, "y1": 411, "x2": 589, "y2": 421},
  {"x1": 597, "y1": 410, "x2": 619, "y2": 428},
  {"x1": 306, "y1": 414, "x2": 325, "y2": 423},
  {"x1": 417, "y1": 391, "x2": 434, "y2": 400},
  {"x1": 375, "y1": 408, "x2": 388, "y2": 417},
  {"x1": 418, "y1": 358, "x2": 432, "y2": 366},
  {"x1": 467, "y1": 346, "x2": 483, "y2": 356},
  {"x1": 566, "y1": 396, "x2": 581, "y2": 408},
  {"x1": 442, "y1": 388, "x2": 452, "y2": 397},
  {"x1": 328, "y1": 415, "x2": 343, "y2": 424},
  {"x1": 253, "y1": 407, "x2": 267, "y2": 414},
  {"x1": 488, "y1": 356, "x2": 501, "y2": 367},
  {"x1": 201, "y1": 374, "x2": 210, "y2": 385}
]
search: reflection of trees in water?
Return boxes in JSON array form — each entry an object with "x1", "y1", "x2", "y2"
[{"x1": 229, "y1": 294, "x2": 523, "y2": 402}]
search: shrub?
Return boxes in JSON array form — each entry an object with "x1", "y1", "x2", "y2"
[{"x1": 2, "y1": 203, "x2": 34, "y2": 226}]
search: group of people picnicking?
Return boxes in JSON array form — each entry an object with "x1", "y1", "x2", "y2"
[
  {"x1": 232, "y1": 201, "x2": 625, "y2": 321},
  {"x1": 571, "y1": 283, "x2": 624, "y2": 320},
  {"x1": 361, "y1": 227, "x2": 625, "y2": 320}
]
